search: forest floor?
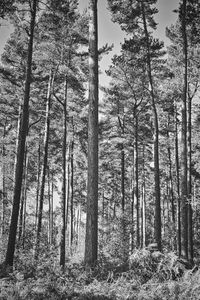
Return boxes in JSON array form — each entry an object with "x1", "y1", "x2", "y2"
[{"x1": 0, "y1": 249, "x2": 200, "y2": 300}]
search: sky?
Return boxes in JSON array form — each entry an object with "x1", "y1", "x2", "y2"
[
  {"x1": 0, "y1": 0, "x2": 180, "y2": 87},
  {"x1": 78, "y1": 0, "x2": 180, "y2": 86}
]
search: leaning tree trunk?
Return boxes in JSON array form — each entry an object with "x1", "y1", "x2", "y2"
[
  {"x1": 84, "y1": 0, "x2": 99, "y2": 266},
  {"x1": 140, "y1": 0, "x2": 162, "y2": 251},
  {"x1": 5, "y1": 0, "x2": 38, "y2": 268},
  {"x1": 35, "y1": 72, "x2": 53, "y2": 257}
]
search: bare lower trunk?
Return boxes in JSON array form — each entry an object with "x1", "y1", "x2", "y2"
[
  {"x1": 35, "y1": 72, "x2": 53, "y2": 257},
  {"x1": 48, "y1": 168, "x2": 52, "y2": 245},
  {"x1": 22, "y1": 163, "x2": 28, "y2": 249},
  {"x1": 187, "y1": 94, "x2": 193, "y2": 265},
  {"x1": 35, "y1": 135, "x2": 41, "y2": 232},
  {"x1": 1, "y1": 119, "x2": 8, "y2": 237},
  {"x1": 60, "y1": 78, "x2": 68, "y2": 267},
  {"x1": 18, "y1": 146, "x2": 28, "y2": 243},
  {"x1": 140, "y1": 0, "x2": 161, "y2": 250},
  {"x1": 84, "y1": 0, "x2": 99, "y2": 266},
  {"x1": 51, "y1": 173, "x2": 54, "y2": 244},
  {"x1": 135, "y1": 114, "x2": 140, "y2": 248},
  {"x1": 5, "y1": 0, "x2": 37, "y2": 268},
  {"x1": 141, "y1": 144, "x2": 146, "y2": 248},
  {"x1": 70, "y1": 122, "x2": 74, "y2": 249},
  {"x1": 180, "y1": 0, "x2": 188, "y2": 260},
  {"x1": 167, "y1": 128, "x2": 175, "y2": 224},
  {"x1": 175, "y1": 103, "x2": 181, "y2": 256}
]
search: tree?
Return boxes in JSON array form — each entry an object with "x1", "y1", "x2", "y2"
[
  {"x1": 84, "y1": 0, "x2": 99, "y2": 266},
  {"x1": 140, "y1": 0, "x2": 162, "y2": 251},
  {"x1": 179, "y1": 0, "x2": 189, "y2": 262},
  {"x1": 107, "y1": 0, "x2": 163, "y2": 251},
  {"x1": 4, "y1": 0, "x2": 38, "y2": 269},
  {"x1": 35, "y1": 71, "x2": 54, "y2": 257},
  {"x1": 166, "y1": 0, "x2": 200, "y2": 262}
]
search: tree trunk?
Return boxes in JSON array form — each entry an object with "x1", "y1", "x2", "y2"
[
  {"x1": 70, "y1": 120, "x2": 74, "y2": 249},
  {"x1": 135, "y1": 112, "x2": 140, "y2": 247},
  {"x1": 35, "y1": 134, "x2": 41, "y2": 232},
  {"x1": 5, "y1": 0, "x2": 37, "y2": 268},
  {"x1": 102, "y1": 191, "x2": 105, "y2": 221},
  {"x1": 12, "y1": 103, "x2": 22, "y2": 191},
  {"x1": 131, "y1": 176, "x2": 134, "y2": 251},
  {"x1": 121, "y1": 143, "x2": 125, "y2": 213},
  {"x1": 187, "y1": 94, "x2": 193, "y2": 265},
  {"x1": 1, "y1": 119, "x2": 8, "y2": 237},
  {"x1": 175, "y1": 103, "x2": 181, "y2": 256},
  {"x1": 35, "y1": 71, "x2": 53, "y2": 257},
  {"x1": 18, "y1": 145, "x2": 28, "y2": 243},
  {"x1": 180, "y1": 0, "x2": 188, "y2": 260},
  {"x1": 140, "y1": 0, "x2": 162, "y2": 251},
  {"x1": 141, "y1": 144, "x2": 146, "y2": 248},
  {"x1": 60, "y1": 77, "x2": 68, "y2": 267},
  {"x1": 22, "y1": 156, "x2": 28, "y2": 249},
  {"x1": 66, "y1": 147, "x2": 70, "y2": 231},
  {"x1": 84, "y1": 0, "x2": 99, "y2": 266},
  {"x1": 51, "y1": 172, "x2": 54, "y2": 245},
  {"x1": 76, "y1": 204, "x2": 81, "y2": 247},
  {"x1": 47, "y1": 168, "x2": 51, "y2": 245},
  {"x1": 167, "y1": 119, "x2": 175, "y2": 224}
]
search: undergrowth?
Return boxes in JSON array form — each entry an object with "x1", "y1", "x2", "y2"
[{"x1": 0, "y1": 248, "x2": 199, "y2": 300}]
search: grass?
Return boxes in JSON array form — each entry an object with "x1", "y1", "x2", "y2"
[{"x1": 0, "y1": 249, "x2": 199, "y2": 299}]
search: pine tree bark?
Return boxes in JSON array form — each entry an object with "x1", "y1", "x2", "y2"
[
  {"x1": 167, "y1": 118, "x2": 175, "y2": 224},
  {"x1": 140, "y1": 0, "x2": 162, "y2": 251},
  {"x1": 1, "y1": 119, "x2": 8, "y2": 237},
  {"x1": 84, "y1": 0, "x2": 99, "y2": 266},
  {"x1": 121, "y1": 143, "x2": 125, "y2": 214},
  {"x1": 66, "y1": 147, "x2": 70, "y2": 232},
  {"x1": 18, "y1": 145, "x2": 28, "y2": 243},
  {"x1": 180, "y1": 0, "x2": 188, "y2": 260},
  {"x1": 35, "y1": 71, "x2": 53, "y2": 257},
  {"x1": 131, "y1": 168, "x2": 135, "y2": 251},
  {"x1": 5, "y1": 0, "x2": 38, "y2": 268},
  {"x1": 60, "y1": 77, "x2": 68, "y2": 267},
  {"x1": 51, "y1": 172, "x2": 54, "y2": 244},
  {"x1": 22, "y1": 155, "x2": 28, "y2": 249},
  {"x1": 35, "y1": 134, "x2": 41, "y2": 232},
  {"x1": 175, "y1": 103, "x2": 181, "y2": 256},
  {"x1": 187, "y1": 93, "x2": 193, "y2": 264},
  {"x1": 47, "y1": 168, "x2": 51, "y2": 245},
  {"x1": 135, "y1": 112, "x2": 140, "y2": 248},
  {"x1": 70, "y1": 120, "x2": 74, "y2": 249},
  {"x1": 141, "y1": 144, "x2": 146, "y2": 248}
]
